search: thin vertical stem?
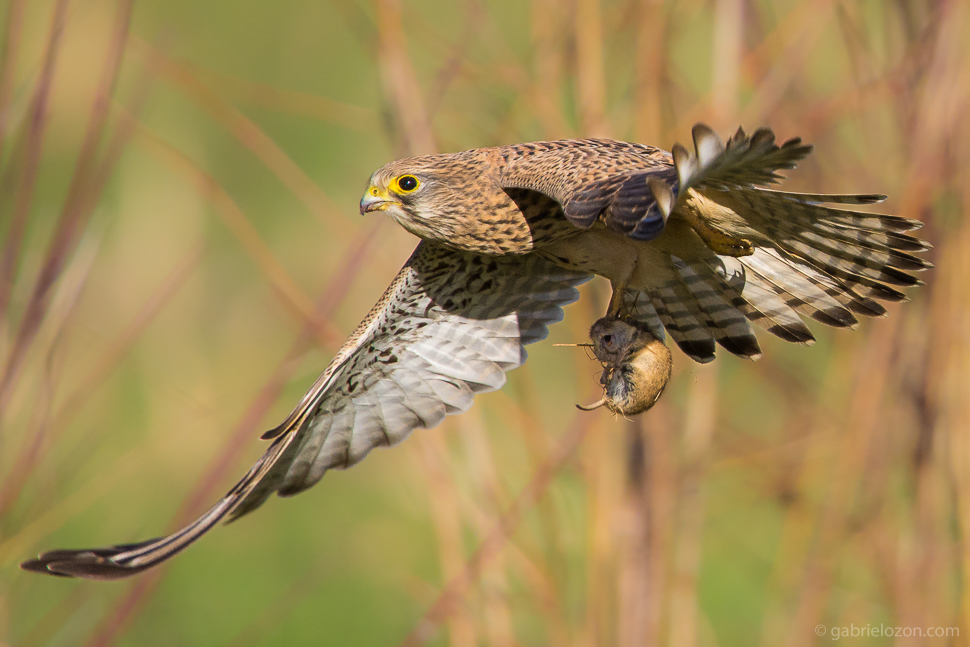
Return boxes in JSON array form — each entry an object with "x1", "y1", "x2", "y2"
[{"x1": 574, "y1": 0, "x2": 610, "y2": 137}]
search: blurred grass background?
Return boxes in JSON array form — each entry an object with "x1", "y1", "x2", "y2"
[{"x1": 0, "y1": 0, "x2": 968, "y2": 645}]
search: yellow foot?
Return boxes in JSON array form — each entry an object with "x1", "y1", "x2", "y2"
[
  {"x1": 698, "y1": 227, "x2": 753, "y2": 256},
  {"x1": 680, "y1": 193, "x2": 754, "y2": 257},
  {"x1": 607, "y1": 286, "x2": 626, "y2": 317},
  {"x1": 607, "y1": 256, "x2": 639, "y2": 317},
  {"x1": 686, "y1": 214, "x2": 753, "y2": 256}
]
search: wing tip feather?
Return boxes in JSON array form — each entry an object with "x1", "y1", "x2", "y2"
[
  {"x1": 766, "y1": 324, "x2": 816, "y2": 345},
  {"x1": 716, "y1": 335, "x2": 763, "y2": 360}
]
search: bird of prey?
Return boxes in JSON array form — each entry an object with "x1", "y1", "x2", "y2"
[{"x1": 22, "y1": 124, "x2": 930, "y2": 579}]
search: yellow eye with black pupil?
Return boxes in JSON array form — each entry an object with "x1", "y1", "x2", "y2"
[{"x1": 397, "y1": 175, "x2": 419, "y2": 192}]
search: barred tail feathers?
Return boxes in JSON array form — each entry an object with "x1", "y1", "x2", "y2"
[
  {"x1": 623, "y1": 191, "x2": 928, "y2": 362},
  {"x1": 624, "y1": 124, "x2": 929, "y2": 363},
  {"x1": 711, "y1": 188, "x2": 930, "y2": 298},
  {"x1": 679, "y1": 187, "x2": 930, "y2": 358}
]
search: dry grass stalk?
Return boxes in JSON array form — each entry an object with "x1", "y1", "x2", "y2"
[
  {"x1": 0, "y1": 0, "x2": 133, "y2": 415},
  {"x1": 0, "y1": 0, "x2": 26, "y2": 168},
  {"x1": 0, "y1": 0, "x2": 68, "y2": 338},
  {"x1": 125, "y1": 113, "x2": 343, "y2": 348},
  {"x1": 128, "y1": 37, "x2": 353, "y2": 231},
  {"x1": 574, "y1": 0, "x2": 610, "y2": 138},
  {"x1": 376, "y1": 0, "x2": 437, "y2": 156},
  {"x1": 0, "y1": 244, "x2": 203, "y2": 522},
  {"x1": 399, "y1": 415, "x2": 593, "y2": 647},
  {"x1": 189, "y1": 65, "x2": 377, "y2": 133}
]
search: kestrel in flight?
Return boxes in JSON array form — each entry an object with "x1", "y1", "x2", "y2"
[{"x1": 23, "y1": 124, "x2": 930, "y2": 579}]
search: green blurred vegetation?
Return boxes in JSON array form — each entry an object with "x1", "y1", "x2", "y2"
[{"x1": 1, "y1": 0, "x2": 968, "y2": 646}]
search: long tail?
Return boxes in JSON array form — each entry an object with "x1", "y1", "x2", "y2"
[{"x1": 627, "y1": 125, "x2": 931, "y2": 363}]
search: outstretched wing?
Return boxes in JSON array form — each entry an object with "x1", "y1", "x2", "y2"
[{"x1": 21, "y1": 242, "x2": 590, "y2": 580}]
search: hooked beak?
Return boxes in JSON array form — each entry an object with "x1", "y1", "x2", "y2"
[{"x1": 359, "y1": 186, "x2": 397, "y2": 215}]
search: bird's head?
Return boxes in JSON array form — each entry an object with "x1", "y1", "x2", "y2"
[
  {"x1": 360, "y1": 153, "x2": 475, "y2": 244},
  {"x1": 359, "y1": 149, "x2": 537, "y2": 254}
]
